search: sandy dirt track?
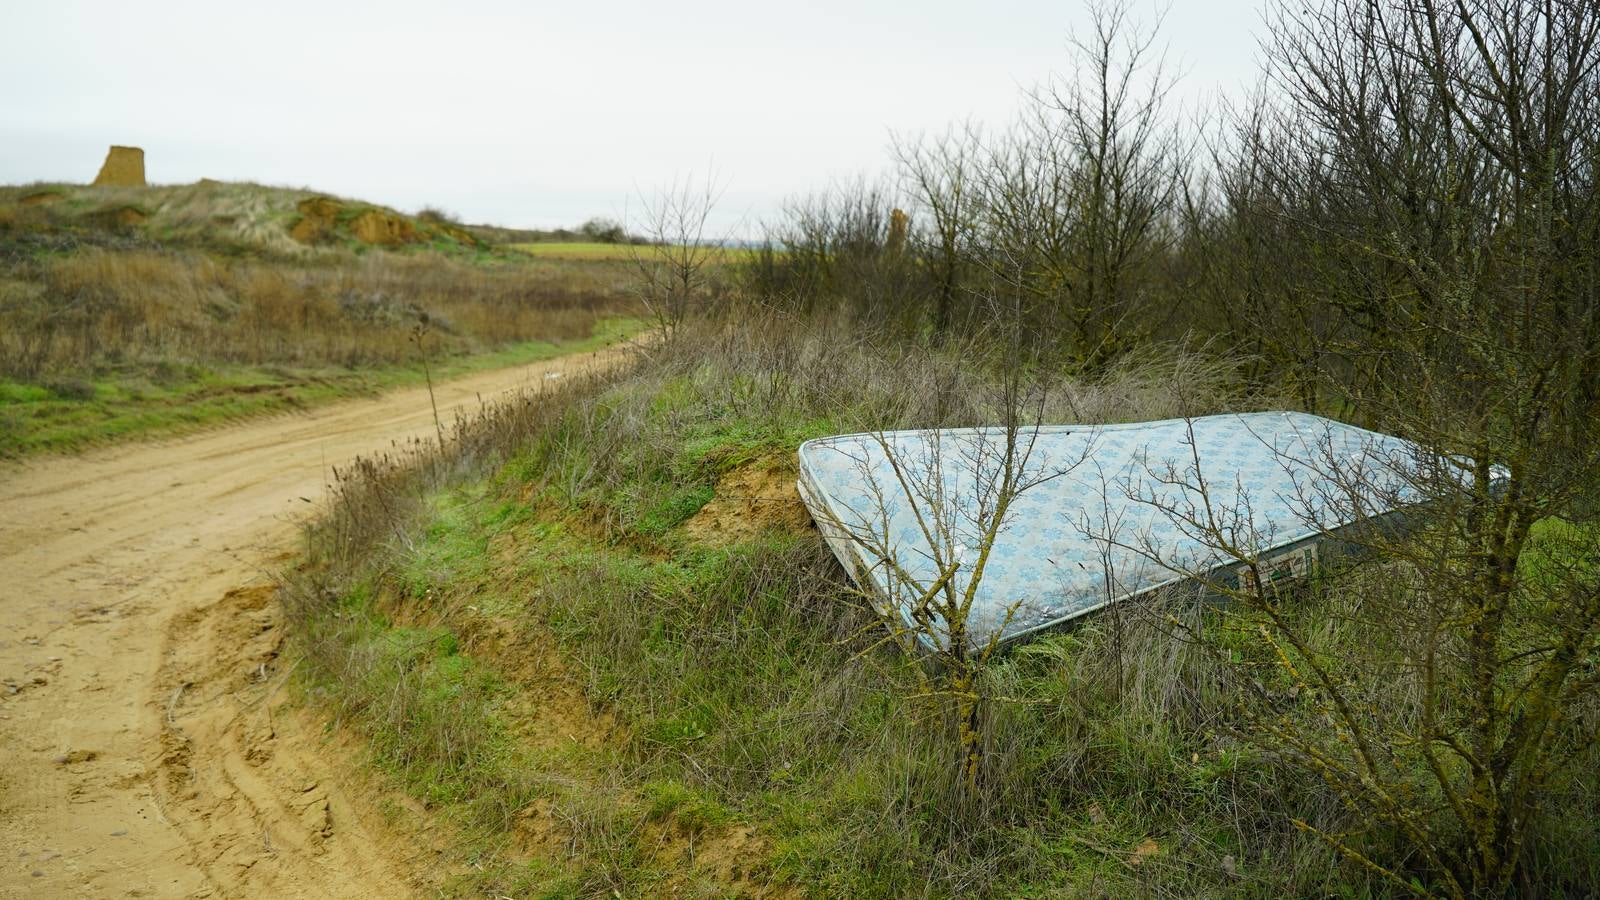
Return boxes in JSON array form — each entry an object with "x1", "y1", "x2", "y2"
[{"x1": 0, "y1": 344, "x2": 634, "y2": 898}]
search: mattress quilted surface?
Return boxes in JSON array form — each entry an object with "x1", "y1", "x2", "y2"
[{"x1": 796, "y1": 412, "x2": 1429, "y2": 648}]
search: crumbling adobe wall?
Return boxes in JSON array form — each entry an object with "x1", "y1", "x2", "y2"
[{"x1": 92, "y1": 146, "x2": 147, "y2": 187}]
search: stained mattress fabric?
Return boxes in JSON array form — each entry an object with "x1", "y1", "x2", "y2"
[{"x1": 796, "y1": 412, "x2": 1434, "y2": 649}]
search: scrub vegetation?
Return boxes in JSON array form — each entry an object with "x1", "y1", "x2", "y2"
[
  {"x1": 0, "y1": 183, "x2": 643, "y2": 455},
  {"x1": 285, "y1": 318, "x2": 1597, "y2": 897},
  {"x1": 234, "y1": 0, "x2": 1600, "y2": 895}
]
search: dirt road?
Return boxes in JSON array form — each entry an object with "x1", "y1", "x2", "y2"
[{"x1": 0, "y1": 344, "x2": 634, "y2": 898}]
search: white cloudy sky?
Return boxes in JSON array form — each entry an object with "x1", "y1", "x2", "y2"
[{"x1": 1, "y1": 0, "x2": 1269, "y2": 236}]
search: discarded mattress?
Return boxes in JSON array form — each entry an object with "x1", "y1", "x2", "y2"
[{"x1": 796, "y1": 412, "x2": 1435, "y2": 650}]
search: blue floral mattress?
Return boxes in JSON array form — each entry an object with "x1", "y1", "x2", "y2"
[{"x1": 795, "y1": 412, "x2": 1431, "y2": 649}]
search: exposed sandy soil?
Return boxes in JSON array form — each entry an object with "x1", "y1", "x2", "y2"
[
  {"x1": 348, "y1": 209, "x2": 419, "y2": 246},
  {"x1": 683, "y1": 454, "x2": 811, "y2": 546},
  {"x1": 0, "y1": 343, "x2": 637, "y2": 898}
]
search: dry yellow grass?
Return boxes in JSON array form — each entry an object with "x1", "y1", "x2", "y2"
[
  {"x1": 0, "y1": 248, "x2": 636, "y2": 378},
  {"x1": 0, "y1": 179, "x2": 647, "y2": 454}
]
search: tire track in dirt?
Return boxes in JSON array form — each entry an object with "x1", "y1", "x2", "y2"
[{"x1": 0, "y1": 343, "x2": 636, "y2": 898}]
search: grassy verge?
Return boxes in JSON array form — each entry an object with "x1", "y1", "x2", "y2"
[
  {"x1": 284, "y1": 318, "x2": 1600, "y2": 897},
  {"x1": 282, "y1": 320, "x2": 1324, "y2": 896},
  {"x1": 0, "y1": 316, "x2": 646, "y2": 457}
]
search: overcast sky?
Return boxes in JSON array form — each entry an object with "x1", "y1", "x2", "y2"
[{"x1": 2, "y1": 0, "x2": 1269, "y2": 236}]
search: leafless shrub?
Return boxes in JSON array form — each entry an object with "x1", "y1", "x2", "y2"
[{"x1": 628, "y1": 172, "x2": 730, "y2": 335}]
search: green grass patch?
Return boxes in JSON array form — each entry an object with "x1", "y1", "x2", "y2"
[
  {"x1": 509, "y1": 242, "x2": 645, "y2": 261},
  {"x1": 509, "y1": 242, "x2": 766, "y2": 263},
  {"x1": 1521, "y1": 517, "x2": 1600, "y2": 585},
  {"x1": 299, "y1": 578, "x2": 537, "y2": 819},
  {"x1": 0, "y1": 316, "x2": 647, "y2": 458}
]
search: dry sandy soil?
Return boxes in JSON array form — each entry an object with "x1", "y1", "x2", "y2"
[{"x1": 0, "y1": 343, "x2": 636, "y2": 898}]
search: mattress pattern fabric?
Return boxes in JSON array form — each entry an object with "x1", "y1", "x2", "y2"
[{"x1": 796, "y1": 412, "x2": 1430, "y2": 648}]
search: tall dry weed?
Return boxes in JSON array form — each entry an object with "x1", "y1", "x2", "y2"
[{"x1": 0, "y1": 248, "x2": 634, "y2": 379}]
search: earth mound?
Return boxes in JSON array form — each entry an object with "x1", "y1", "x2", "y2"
[
  {"x1": 290, "y1": 198, "x2": 427, "y2": 247},
  {"x1": 85, "y1": 205, "x2": 148, "y2": 229},
  {"x1": 289, "y1": 197, "x2": 342, "y2": 243},
  {"x1": 1, "y1": 181, "x2": 486, "y2": 256},
  {"x1": 350, "y1": 209, "x2": 420, "y2": 246}
]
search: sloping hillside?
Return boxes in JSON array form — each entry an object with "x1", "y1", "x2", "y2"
[
  {"x1": 0, "y1": 180, "x2": 487, "y2": 257},
  {"x1": 0, "y1": 179, "x2": 644, "y2": 456}
]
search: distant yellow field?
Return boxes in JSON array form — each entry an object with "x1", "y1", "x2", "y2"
[{"x1": 509, "y1": 242, "x2": 766, "y2": 263}]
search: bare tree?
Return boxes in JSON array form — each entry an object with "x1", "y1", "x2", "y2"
[
  {"x1": 760, "y1": 177, "x2": 921, "y2": 330},
  {"x1": 893, "y1": 124, "x2": 984, "y2": 342},
  {"x1": 630, "y1": 171, "x2": 728, "y2": 335},
  {"x1": 1089, "y1": 2, "x2": 1600, "y2": 892},
  {"x1": 807, "y1": 294, "x2": 1093, "y2": 793},
  {"x1": 945, "y1": 1, "x2": 1184, "y2": 367},
  {"x1": 1044, "y1": 0, "x2": 1182, "y2": 366},
  {"x1": 1177, "y1": 94, "x2": 1342, "y2": 411}
]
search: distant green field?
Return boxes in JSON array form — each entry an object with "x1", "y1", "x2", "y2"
[{"x1": 509, "y1": 242, "x2": 765, "y2": 263}]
